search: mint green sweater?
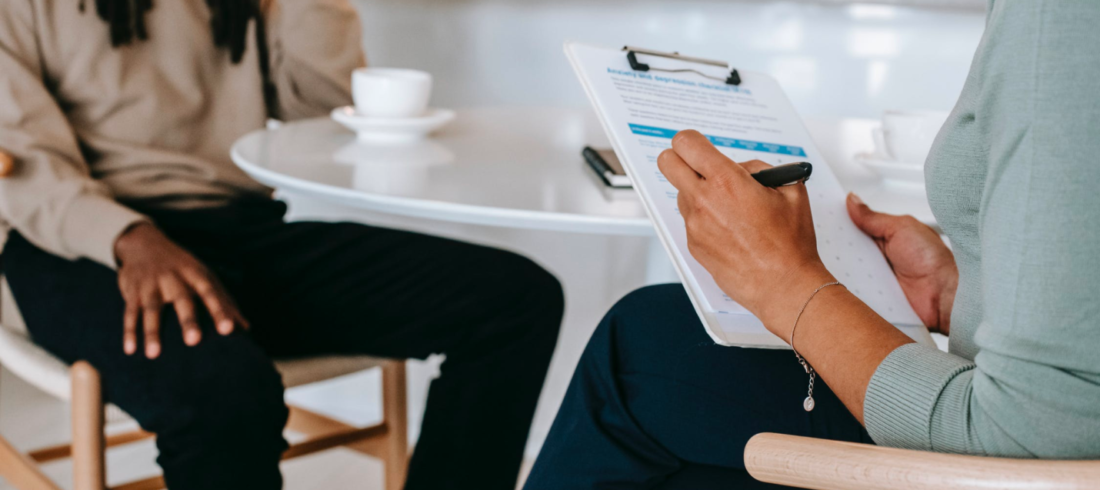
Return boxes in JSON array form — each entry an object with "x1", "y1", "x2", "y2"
[{"x1": 863, "y1": 0, "x2": 1100, "y2": 459}]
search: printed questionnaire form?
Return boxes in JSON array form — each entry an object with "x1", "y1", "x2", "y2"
[{"x1": 567, "y1": 43, "x2": 931, "y2": 348}]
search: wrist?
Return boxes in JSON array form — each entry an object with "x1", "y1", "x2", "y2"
[
  {"x1": 113, "y1": 222, "x2": 158, "y2": 265},
  {"x1": 757, "y1": 263, "x2": 837, "y2": 340}
]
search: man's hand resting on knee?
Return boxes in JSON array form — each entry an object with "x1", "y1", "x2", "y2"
[{"x1": 113, "y1": 223, "x2": 249, "y2": 359}]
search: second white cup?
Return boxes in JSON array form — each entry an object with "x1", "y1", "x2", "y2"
[
  {"x1": 352, "y1": 68, "x2": 433, "y2": 118},
  {"x1": 880, "y1": 110, "x2": 948, "y2": 164}
]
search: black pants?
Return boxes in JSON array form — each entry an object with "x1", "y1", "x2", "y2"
[
  {"x1": 2, "y1": 199, "x2": 564, "y2": 490},
  {"x1": 523, "y1": 285, "x2": 871, "y2": 489}
]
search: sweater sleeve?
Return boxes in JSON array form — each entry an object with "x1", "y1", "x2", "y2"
[
  {"x1": 863, "y1": 0, "x2": 1100, "y2": 459},
  {"x1": 265, "y1": 0, "x2": 366, "y2": 120},
  {"x1": 0, "y1": 0, "x2": 147, "y2": 269}
]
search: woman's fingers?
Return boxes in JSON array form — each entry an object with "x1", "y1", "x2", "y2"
[
  {"x1": 847, "y1": 193, "x2": 898, "y2": 239},
  {"x1": 676, "y1": 189, "x2": 692, "y2": 220},
  {"x1": 738, "y1": 159, "x2": 773, "y2": 174},
  {"x1": 777, "y1": 175, "x2": 811, "y2": 205},
  {"x1": 658, "y1": 149, "x2": 701, "y2": 192},
  {"x1": 671, "y1": 130, "x2": 751, "y2": 181}
]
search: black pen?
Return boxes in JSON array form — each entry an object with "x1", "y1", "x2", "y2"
[{"x1": 751, "y1": 162, "x2": 813, "y2": 187}]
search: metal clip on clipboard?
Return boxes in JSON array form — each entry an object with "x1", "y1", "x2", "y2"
[{"x1": 623, "y1": 46, "x2": 742, "y2": 86}]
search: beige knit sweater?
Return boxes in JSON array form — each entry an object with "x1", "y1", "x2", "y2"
[{"x1": 0, "y1": 0, "x2": 365, "y2": 268}]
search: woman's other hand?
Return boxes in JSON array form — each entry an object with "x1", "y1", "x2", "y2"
[
  {"x1": 659, "y1": 130, "x2": 834, "y2": 339},
  {"x1": 846, "y1": 194, "x2": 957, "y2": 335},
  {"x1": 113, "y1": 223, "x2": 249, "y2": 358}
]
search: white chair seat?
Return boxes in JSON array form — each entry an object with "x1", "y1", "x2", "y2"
[
  {"x1": 0, "y1": 276, "x2": 74, "y2": 401},
  {"x1": 0, "y1": 325, "x2": 72, "y2": 401}
]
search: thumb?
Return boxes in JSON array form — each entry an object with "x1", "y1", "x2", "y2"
[{"x1": 847, "y1": 193, "x2": 896, "y2": 239}]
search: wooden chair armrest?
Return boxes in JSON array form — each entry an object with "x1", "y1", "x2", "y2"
[
  {"x1": 744, "y1": 433, "x2": 1100, "y2": 490},
  {"x1": 0, "y1": 151, "x2": 14, "y2": 178}
]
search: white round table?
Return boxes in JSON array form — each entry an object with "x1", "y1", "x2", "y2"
[
  {"x1": 231, "y1": 107, "x2": 654, "y2": 237},
  {"x1": 231, "y1": 107, "x2": 934, "y2": 232}
]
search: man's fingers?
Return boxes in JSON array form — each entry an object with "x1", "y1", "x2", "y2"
[
  {"x1": 123, "y1": 302, "x2": 139, "y2": 355},
  {"x1": 173, "y1": 296, "x2": 202, "y2": 347},
  {"x1": 139, "y1": 286, "x2": 163, "y2": 359},
  {"x1": 657, "y1": 149, "x2": 701, "y2": 192},
  {"x1": 235, "y1": 308, "x2": 251, "y2": 330},
  {"x1": 160, "y1": 275, "x2": 202, "y2": 347},
  {"x1": 201, "y1": 287, "x2": 234, "y2": 335},
  {"x1": 181, "y1": 270, "x2": 239, "y2": 335},
  {"x1": 670, "y1": 130, "x2": 750, "y2": 181},
  {"x1": 846, "y1": 193, "x2": 898, "y2": 238},
  {"x1": 142, "y1": 306, "x2": 162, "y2": 359}
]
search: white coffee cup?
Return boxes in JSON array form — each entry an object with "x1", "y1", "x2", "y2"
[
  {"x1": 352, "y1": 68, "x2": 433, "y2": 118},
  {"x1": 880, "y1": 110, "x2": 948, "y2": 164}
]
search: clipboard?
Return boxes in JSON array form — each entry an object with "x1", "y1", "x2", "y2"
[{"x1": 566, "y1": 42, "x2": 934, "y2": 349}]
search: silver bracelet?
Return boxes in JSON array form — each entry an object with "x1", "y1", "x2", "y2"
[{"x1": 790, "y1": 281, "x2": 844, "y2": 412}]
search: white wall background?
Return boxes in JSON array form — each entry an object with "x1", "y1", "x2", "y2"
[{"x1": 353, "y1": 0, "x2": 986, "y2": 118}]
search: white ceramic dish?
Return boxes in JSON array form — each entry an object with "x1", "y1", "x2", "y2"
[
  {"x1": 855, "y1": 152, "x2": 925, "y2": 187},
  {"x1": 331, "y1": 106, "x2": 456, "y2": 143}
]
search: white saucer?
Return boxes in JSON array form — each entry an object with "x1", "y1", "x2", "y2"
[
  {"x1": 854, "y1": 152, "x2": 925, "y2": 187},
  {"x1": 331, "y1": 106, "x2": 456, "y2": 143}
]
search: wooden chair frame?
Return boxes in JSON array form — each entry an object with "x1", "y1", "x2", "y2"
[
  {"x1": 744, "y1": 432, "x2": 1100, "y2": 490},
  {"x1": 0, "y1": 360, "x2": 408, "y2": 490}
]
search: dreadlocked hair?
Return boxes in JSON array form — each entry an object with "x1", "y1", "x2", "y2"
[{"x1": 81, "y1": 0, "x2": 261, "y2": 64}]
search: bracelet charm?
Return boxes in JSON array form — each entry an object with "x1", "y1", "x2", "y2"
[{"x1": 790, "y1": 281, "x2": 844, "y2": 412}]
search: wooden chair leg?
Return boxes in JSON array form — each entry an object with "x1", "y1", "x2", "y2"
[
  {"x1": 382, "y1": 361, "x2": 408, "y2": 490},
  {"x1": 0, "y1": 436, "x2": 60, "y2": 490},
  {"x1": 71, "y1": 361, "x2": 105, "y2": 490}
]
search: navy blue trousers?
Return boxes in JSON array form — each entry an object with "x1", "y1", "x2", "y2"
[
  {"x1": 2, "y1": 199, "x2": 563, "y2": 490},
  {"x1": 524, "y1": 285, "x2": 872, "y2": 489}
]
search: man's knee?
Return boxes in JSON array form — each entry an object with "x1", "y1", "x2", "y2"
[
  {"x1": 498, "y1": 251, "x2": 565, "y2": 319},
  {"x1": 131, "y1": 333, "x2": 289, "y2": 443},
  {"x1": 453, "y1": 250, "x2": 563, "y2": 361},
  {"x1": 152, "y1": 351, "x2": 288, "y2": 489},
  {"x1": 482, "y1": 251, "x2": 564, "y2": 336},
  {"x1": 200, "y1": 358, "x2": 288, "y2": 434}
]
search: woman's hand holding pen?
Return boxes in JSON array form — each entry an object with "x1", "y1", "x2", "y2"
[
  {"x1": 661, "y1": 129, "x2": 958, "y2": 421},
  {"x1": 658, "y1": 130, "x2": 834, "y2": 339},
  {"x1": 659, "y1": 129, "x2": 959, "y2": 340}
]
